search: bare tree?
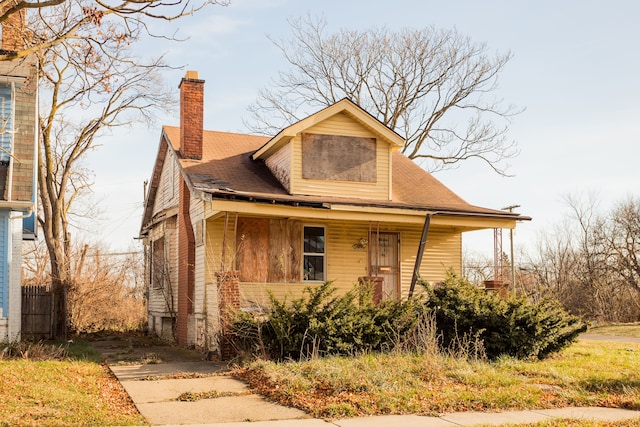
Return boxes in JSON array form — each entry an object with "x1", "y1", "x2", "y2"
[
  {"x1": 0, "y1": 0, "x2": 227, "y2": 60},
  {"x1": 607, "y1": 197, "x2": 640, "y2": 294},
  {"x1": 33, "y1": 1, "x2": 175, "y2": 338},
  {"x1": 523, "y1": 194, "x2": 640, "y2": 322},
  {"x1": 246, "y1": 15, "x2": 521, "y2": 175},
  {"x1": 520, "y1": 221, "x2": 587, "y2": 311},
  {"x1": 462, "y1": 251, "x2": 494, "y2": 286},
  {"x1": 23, "y1": 240, "x2": 146, "y2": 333}
]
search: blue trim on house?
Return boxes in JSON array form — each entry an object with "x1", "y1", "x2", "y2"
[{"x1": 23, "y1": 211, "x2": 36, "y2": 240}]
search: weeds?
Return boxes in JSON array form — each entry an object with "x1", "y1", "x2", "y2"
[
  {"x1": 235, "y1": 340, "x2": 640, "y2": 419},
  {"x1": 0, "y1": 341, "x2": 68, "y2": 361},
  {"x1": 177, "y1": 390, "x2": 251, "y2": 401}
]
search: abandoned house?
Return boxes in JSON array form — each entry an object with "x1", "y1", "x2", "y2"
[{"x1": 140, "y1": 71, "x2": 528, "y2": 355}]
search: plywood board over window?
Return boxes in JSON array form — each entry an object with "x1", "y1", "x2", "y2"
[
  {"x1": 236, "y1": 218, "x2": 270, "y2": 282},
  {"x1": 302, "y1": 133, "x2": 376, "y2": 182},
  {"x1": 236, "y1": 217, "x2": 302, "y2": 283}
]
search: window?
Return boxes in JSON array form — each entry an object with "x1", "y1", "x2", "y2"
[
  {"x1": 151, "y1": 237, "x2": 166, "y2": 289},
  {"x1": 303, "y1": 226, "x2": 325, "y2": 281},
  {"x1": 0, "y1": 83, "x2": 13, "y2": 164}
]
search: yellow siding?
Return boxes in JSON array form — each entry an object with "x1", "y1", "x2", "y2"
[
  {"x1": 265, "y1": 143, "x2": 291, "y2": 192},
  {"x1": 204, "y1": 215, "x2": 461, "y2": 308},
  {"x1": 289, "y1": 113, "x2": 391, "y2": 200},
  {"x1": 204, "y1": 215, "x2": 239, "y2": 285},
  {"x1": 325, "y1": 221, "x2": 370, "y2": 285},
  {"x1": 397, "y1": 226, "x2": 462, "y2": 299}
]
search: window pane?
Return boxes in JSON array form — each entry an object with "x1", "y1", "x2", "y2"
[
  {"x1": 303, "y1": 255, "x2": 324, "y2": 281},
  {"x1": 304, "y1": 226, "x2": 324, "y2": 253},
  {"x1": 0, "y1": 84, "x2": 12, "y2": 163}
]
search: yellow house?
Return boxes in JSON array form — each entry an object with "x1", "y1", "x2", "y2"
[{"x1": 140, "y1": 71, "x2": 529, "y2": 352}]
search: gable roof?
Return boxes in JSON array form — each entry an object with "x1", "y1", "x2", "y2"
[
  {"x1": 157, "y1": 126, "x2": 524, "y2": 219},
  {"x1": 141, "y1": 98, "x2": 531, "y2": 235},
  {"x1": 252, "y1": 98, "x2": 404, "y2": 161}
]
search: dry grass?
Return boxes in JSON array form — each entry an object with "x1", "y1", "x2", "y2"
[
  {"x1": 494, "y1": 420, "x2": 640, "y2": 427},
  {"x1": 492, "y1": 419, "x2": 640, "y2": 427},
  {"x1": 235, "y1": 340, "x2": 640, "y2": 419},
  {"x1": 589, "y1": 323, "x2": 640, "y2": 338},
  {"x1": 0, "y1": 340, "x2": 144, "y2": 427}
]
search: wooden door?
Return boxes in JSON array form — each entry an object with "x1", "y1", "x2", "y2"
[{"x1": 374, "y1": 232, "x2": 400, "y2": 300}]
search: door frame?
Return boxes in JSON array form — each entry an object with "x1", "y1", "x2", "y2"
[{"x1": 368, "y1": 230, "x2": 400, "y2": 300}]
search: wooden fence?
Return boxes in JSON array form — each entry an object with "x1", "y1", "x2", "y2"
[{"x1": 21, "y1": 285, "x2": 53, "y2": 340}]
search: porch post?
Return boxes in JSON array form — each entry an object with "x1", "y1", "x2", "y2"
[{"x1": 409, "y1": 213, "x2": 432, "y2": 298}]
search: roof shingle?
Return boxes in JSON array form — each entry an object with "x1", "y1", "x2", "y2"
[{"x1": 163, "y1": 126, "x2": 515, "y2": 217}]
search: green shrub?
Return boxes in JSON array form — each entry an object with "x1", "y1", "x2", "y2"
[
  {"x1": 230, "y1": 281, "x2": 424, "y2": 360},
  {"x1": 424, "y1": 271, "x2": 587, "y2": 360}
]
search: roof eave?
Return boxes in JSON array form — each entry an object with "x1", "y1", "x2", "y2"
[{"x1": 197, "y1": 187, "x2": 530, "y2": 222}]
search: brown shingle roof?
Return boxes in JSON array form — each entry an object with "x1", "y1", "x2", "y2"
[{"x1": 162, "y1": 126, "x2": 518, "y2": 218}]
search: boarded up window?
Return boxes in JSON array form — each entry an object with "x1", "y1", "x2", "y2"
[
  {"x1": 269, "y1": 219, "x2": 301, "y2": 282},
  {"x1": 151, "y1": 237, "x2": 165, "y2": 289},
  {"x1": 236, "y1": 217, "x2": 301, "y2": 283},
  {"x1": 302, "y1": 133, "x2": 376, "y2": 182},
  {"x1": 236, "y1": 218, "x2": 270, "y2": 282}
]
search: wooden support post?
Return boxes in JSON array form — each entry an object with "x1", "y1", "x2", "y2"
[{"x1": 409, "y1": 214, "x2": 432, "y2": 298}]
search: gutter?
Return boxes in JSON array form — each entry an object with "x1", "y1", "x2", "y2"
[{"x1": 195, "y1": 187, "x2": 530, "y2": 222}]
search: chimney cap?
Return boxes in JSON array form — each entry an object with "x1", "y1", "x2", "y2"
[
  {"x1": 185, "y1": 70, "x2": 199, "y2": 80},
  {"x1": 179, "y1": 70, "x2": 205, "y2": 88}
]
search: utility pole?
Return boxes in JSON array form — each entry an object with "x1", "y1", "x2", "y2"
[{"x1": 502, "y1": 204, "x2": 520, "y2": 291}]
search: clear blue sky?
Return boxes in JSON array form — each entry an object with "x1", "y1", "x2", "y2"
[{"x1": 86, "y1": 0, "x2": 640, "y2": 259}]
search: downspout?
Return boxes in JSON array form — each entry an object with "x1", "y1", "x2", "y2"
[{"x1": 408, "y1": 213, "x2": 433, "y2": 298}]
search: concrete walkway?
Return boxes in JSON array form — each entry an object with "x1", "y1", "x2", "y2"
[
  {"x1": 109, "y1": 361, "x2": 309, "y2": 425},
  {"x1": 96, "y1": 335, "x2": 640, "y2": 426}
]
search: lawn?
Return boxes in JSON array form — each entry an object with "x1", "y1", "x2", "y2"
[
  {"x1": 2, "y1": 334, "x2": 640, "y2": 427},
  {"x1": 589, "y1": 323, "x2": 640, "y2": 338},
  {"x1": 0, "y1": 341, "x2": 144, "y2": 427},
  {"x1": 235, "y1": 340, "x2": 640, "y2": 420}
]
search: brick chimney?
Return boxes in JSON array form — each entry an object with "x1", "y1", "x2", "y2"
[
  {"x1": 179, "y1": 70, "x2": 204, "y2": 160},
  {"x1": 1, "y1": 1, "x2": 26, "y2": 52}
]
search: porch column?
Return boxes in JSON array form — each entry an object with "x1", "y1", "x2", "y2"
[{"x1": 409, "y1": 213, "x2": 432, "y2": 297}]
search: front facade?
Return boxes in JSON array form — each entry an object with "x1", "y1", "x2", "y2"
[
  {"x1": 140, "y1": 71, "x2": 526, "y2": 353},
  {"x1": 0, "y1": 12, "x2": 39, "y2": 341}
]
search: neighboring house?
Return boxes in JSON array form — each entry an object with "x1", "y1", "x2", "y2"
[
  {"x1": 0, "y1": 12, "x2": 39, "y2": 341},
  {"x1": 140, "y1": 71, "x2": 529, "y2": 355}
]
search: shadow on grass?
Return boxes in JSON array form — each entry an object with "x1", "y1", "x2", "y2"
[{"x1": 580, "y1": 377, "x2": 640, "y2": 394}]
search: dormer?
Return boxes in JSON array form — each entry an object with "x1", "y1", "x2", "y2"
[{"x1": 252, "y1": 99, "x2": 404, "y2": 201}]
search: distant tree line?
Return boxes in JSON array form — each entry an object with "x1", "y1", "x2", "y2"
[{"x1": 466, "y1": 195, "x2": 640, "y2": 323}]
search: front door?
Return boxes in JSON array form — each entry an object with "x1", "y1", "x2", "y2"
[{"x1": 373, "y1": 232, "x2": 400, "y2": 300}]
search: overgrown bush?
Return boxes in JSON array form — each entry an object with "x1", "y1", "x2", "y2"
[
  {"x1": 230, "y1": 273, "x2": 586, "y2": 362},
  {"x1": 424, "y1": 271, "x2": 587, "y2": 360},
  {"x1": 230, "y1": 281, "x2": 425, "y2": 360}
]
